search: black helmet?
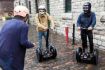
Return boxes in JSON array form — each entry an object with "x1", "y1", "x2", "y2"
[{"x1": 83, "y1": 2, "x2": 91, "y2": 14}]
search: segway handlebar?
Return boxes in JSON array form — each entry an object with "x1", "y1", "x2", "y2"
[{"x1": 80, "y1": 27, "x2": 94, "y2": 30}]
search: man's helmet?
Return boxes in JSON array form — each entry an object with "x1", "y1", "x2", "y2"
[
  {"x1": 38, "y1": 5, "x2": 46, "y2": 15},
  {"x1": 14, "y1": 5, "x2": 29, "y2": 17},
  {"x1": 83, "y1": 2, "x2": 91, "y2": 14},
  {"x1": 38, "y1": 5, "x2": 46, "y2": 11}
]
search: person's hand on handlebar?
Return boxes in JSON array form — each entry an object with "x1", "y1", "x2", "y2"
[
  {"x1": 43, "y1": 27, "x2": 48, "y2": 31},
  {"x1": 77, "y1": 27, "x2": 81, "y2": 31},
  {"x1": 88, "y1": 27, "x2": 93, "y2": 30},
  {"x1": 77, "y1": 27, "x2": 81, "y2": 35}
]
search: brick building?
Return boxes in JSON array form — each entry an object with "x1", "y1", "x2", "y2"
[{"x1": 14, "y1": 0, "x2": 105, "y2": 49}]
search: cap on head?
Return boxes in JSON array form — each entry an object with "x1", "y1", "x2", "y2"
[
  {"x1": 38, "y1": 5, "x2": 46, "y2": 11},
  {"x1": 14, "y1": 5, "x2": 29, "y2": 17}
]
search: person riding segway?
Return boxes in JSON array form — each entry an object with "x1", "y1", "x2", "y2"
[
  {"x1": 35, "y1": 5, "x2": 57, "y2": 62},
  {"x1": 76, "y1": 2, "x2": 98, "y2": 65}
]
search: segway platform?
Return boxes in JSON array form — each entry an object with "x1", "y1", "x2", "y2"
[
  {"x1": 36, "y1": 29, "x2": 57, "y2": 62},
  {"x1": 76, "y1": 47, "x2": 98, "y2": 65},
  {"x1": 36, "y1": 44, "x2": 57, "y2": 62}
]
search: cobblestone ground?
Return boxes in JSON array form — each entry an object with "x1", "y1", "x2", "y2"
[{"x1": 24, "y1": 25, "x2": 105, "y2": 70}]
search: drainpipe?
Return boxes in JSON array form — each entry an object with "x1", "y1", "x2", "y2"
[
  {"x1": 46, "y1": 0, "x2": 50, "y2": 14},
  {"x1": 46, "y1": 0, "x2": 50, "y2": 27},
  {"x1": 35, "y1": 0, "x2": 38, "y2": 13},
  {"x1": 19, "y1": 0, "x2": 20, "y2": 5},
  {"x1": 25, "y1": 0, "x2": 31, "y2": 24},
  {"x1": 25, "y1": 0, "x2": 28, "y2": 7},
  {"x1": 28, "y1": 1, "x2": 31, "y2": 14}
]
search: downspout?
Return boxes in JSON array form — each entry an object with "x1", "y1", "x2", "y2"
[
  {"x1": 46, "y1": 0, "x2": 50, "y2": 27},
  {"x1": 35, "y1": 0, "x2": 38, "y2": 13},
  {"x1": 46, "y1": 0, "x2": 50, "y2": 14}
]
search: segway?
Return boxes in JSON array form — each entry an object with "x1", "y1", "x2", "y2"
[
  {"x1": 75, "y1": 34, "x2": 98, "y2": 65},
  {"x1": 76, "y1": 47, "x2": 98, "y2": 65},
  {"x1": 36, "y1": 29, "x2": 57, "y2": 62}
]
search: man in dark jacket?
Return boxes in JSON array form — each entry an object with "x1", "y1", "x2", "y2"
[
  {"x1": 77, "y1": 2, "x2": 96, "y2": 53},
  {"x1": 0, "y1": 5, "x2": 35, "y2": 70}
]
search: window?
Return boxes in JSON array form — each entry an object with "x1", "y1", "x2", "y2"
[{"x1": 65, "y1": 0, "x2": 71, "y2": 12}]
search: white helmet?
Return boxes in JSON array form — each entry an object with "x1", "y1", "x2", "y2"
[
  {"x1": 14, "y1": 5, "x2": 29, "y2": 17},
  {"x1": 38, "y1": 5, "x2": 46, "y2": 10}
]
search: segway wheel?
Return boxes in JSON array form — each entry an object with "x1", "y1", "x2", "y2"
[
  {"x1": 76, "y1": 47, "x2": 82, "y2": 62},
  {"x1": 92, "y1": 49, "x2": 98, "y2": 65},
  {"x1": 36, "y1": 48, "x2": 43, "y2": 62},
  {"x1": 49, "y1": 45, "x2": 57, "y2": 59}
]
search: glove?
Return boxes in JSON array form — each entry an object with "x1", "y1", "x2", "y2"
[
  {"x1": 77, "y1": 27, "x2": 81, "y2": 35},
  {"x1": 88, "y1": 27, "x2": 93, "y2": 30},
  {"x1": 77, "y1": 27, "x2": 81, "y2": 31}
]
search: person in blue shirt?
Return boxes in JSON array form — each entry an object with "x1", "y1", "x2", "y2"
[
  {"x1": 0, "y1": 5, "x2": 35, "y2": 70},
  {"x1": 77, "y1": 2, "x2": 96, "y2": 53}
]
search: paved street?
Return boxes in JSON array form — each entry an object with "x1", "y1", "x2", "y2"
[
  {"x1": 0, "y1": 21, "x2": 105, "y2": 70},
  {"x1": 24, "y1": 25, "x2": 105, "y2": 70},
  {"x1": 0, "y1": 0, "x2": 105, "y2": 70},
  {"x1": 0, "y1": 20, "x2": 4, "y2": 30}
]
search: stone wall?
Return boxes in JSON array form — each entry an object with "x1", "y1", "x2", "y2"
[
  {"x1": 14, "y1": 0, "x2": 105, "y2": 48},
  {"x1": 72, "y1": 0, "x2": 105, "y2": 48},
  {"x1": 50, "y1": 0, "x2": 73, "y2": 37}
]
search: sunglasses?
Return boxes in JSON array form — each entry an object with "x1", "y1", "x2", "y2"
[{"x1": 39, "y1": 10, "x2": 45, "y2": 12}]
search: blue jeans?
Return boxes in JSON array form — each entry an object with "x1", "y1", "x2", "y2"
[{"x1": 38, "y1": 31, "x2": 47, "y2": 49}]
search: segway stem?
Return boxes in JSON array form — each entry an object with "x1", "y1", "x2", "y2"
[
  {"x1": 46, "y1": 29, "x2": 49, "y2": 49},
  {"x1": 72, "y1": 24, "x2": 75, "y2": 49}
]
